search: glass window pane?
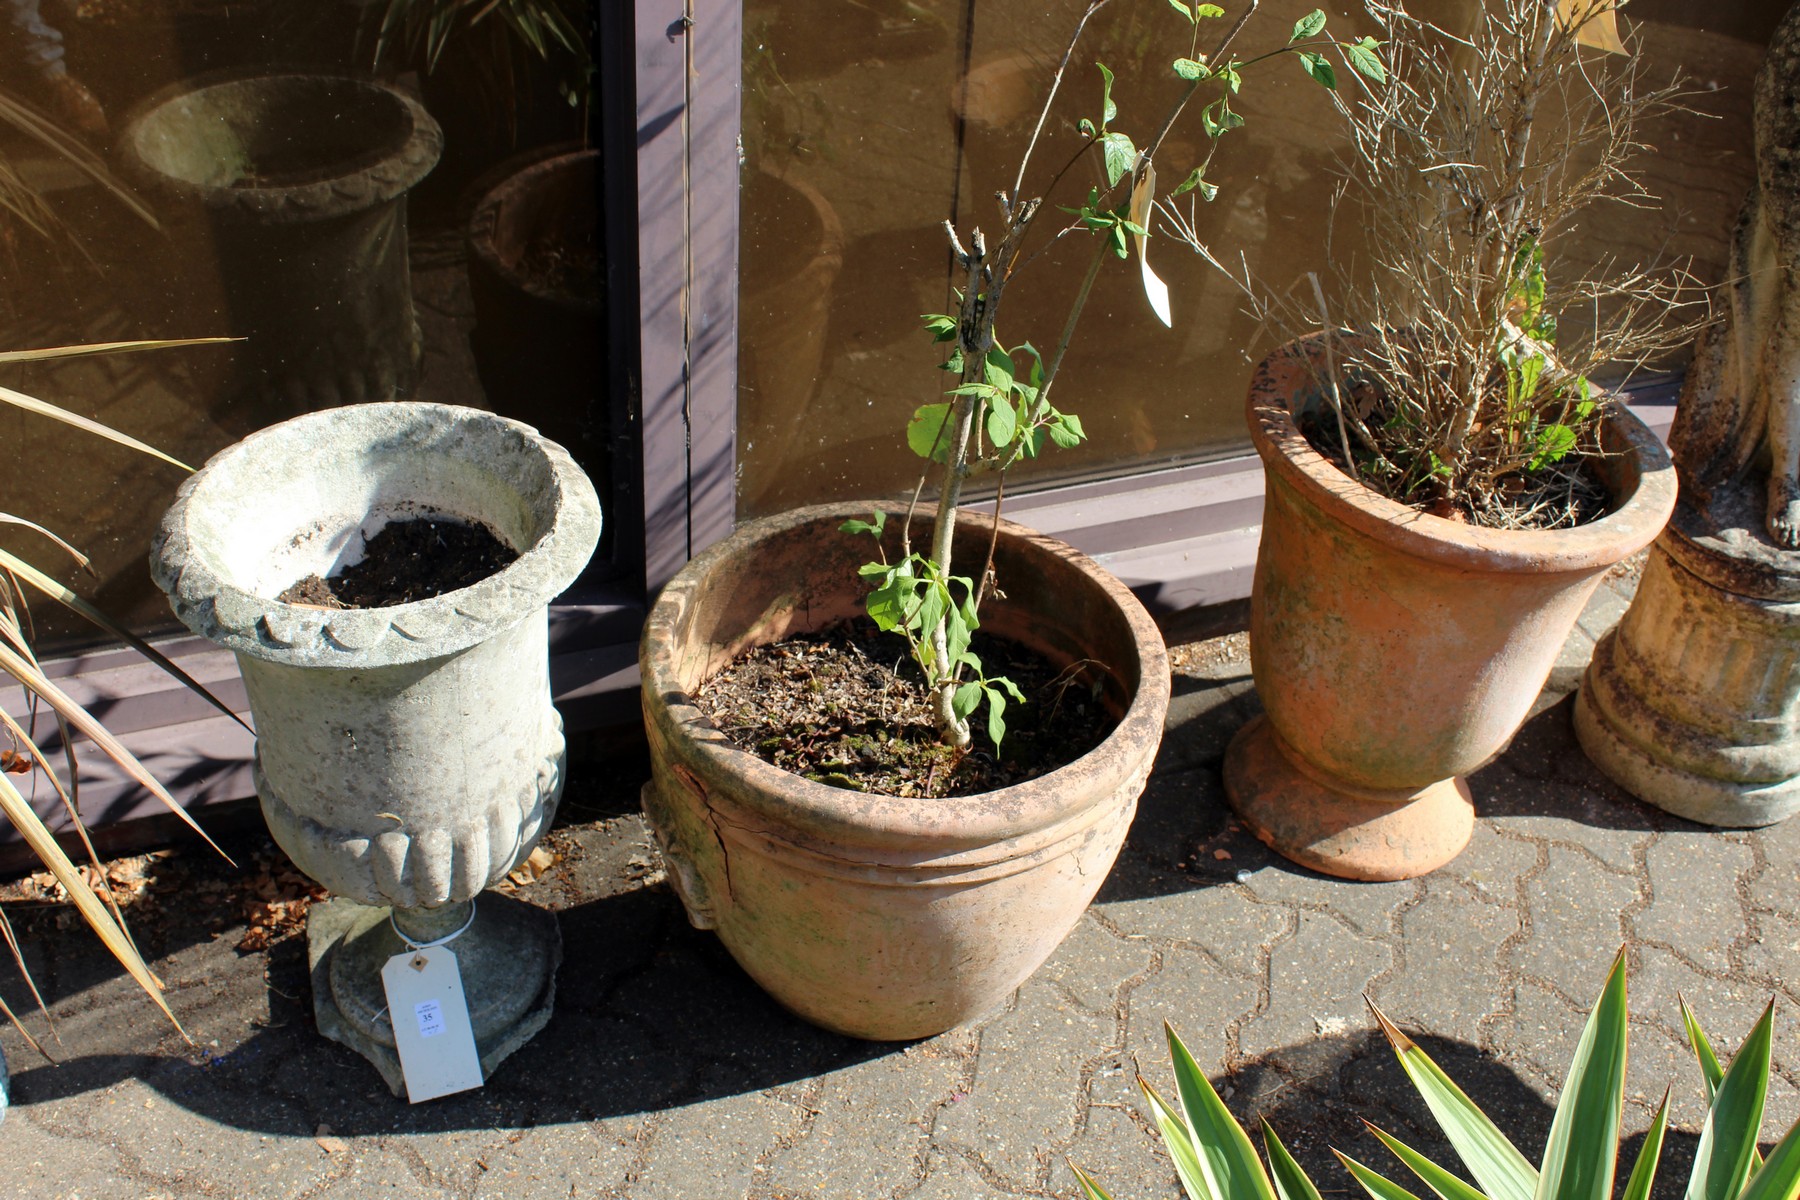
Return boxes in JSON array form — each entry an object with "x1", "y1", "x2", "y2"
[
  {"x1": 0, "y1": 2, "x2": 598, "y2": 653},
  {"x1": 737, "y1": 0, "x2": 1770, "y2": 520}
]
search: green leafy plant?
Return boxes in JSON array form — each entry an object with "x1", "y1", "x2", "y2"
[
  {"x1": 0, "y1": 339, "x2": 243, "y2": 1055},
  {"x1": 1073, "y1": 951, "x2": 1800, "y2": 1200},
  {"x1": 845, "y1": 0, "x2": 1381, "y2": 751}
]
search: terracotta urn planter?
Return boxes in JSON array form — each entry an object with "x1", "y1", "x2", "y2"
[
  {"x1": 1225, "y1": 342, "x2": 1677, "y2": 881},
  {"x1": 639, "y1": 504, "x2": 1170, "y2": 1040},
  {"x1": 119, "y1": 74, "x2": 442, "y2": 412},
  {"x1": 151, "y1": 402, "x2": 600, "y2": 1093}
]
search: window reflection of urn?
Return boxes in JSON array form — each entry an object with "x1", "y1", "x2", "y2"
[
  {"x1": 120, "y1": 75, "x2": 442, "y2": 414},
  {"x1": 151, "y1": 403, "x2": 600, "y2": 1093}
]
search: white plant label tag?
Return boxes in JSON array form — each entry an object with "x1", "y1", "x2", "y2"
[{"x1": 380, "y1": 946, "x2": 483, "y2": 1104}]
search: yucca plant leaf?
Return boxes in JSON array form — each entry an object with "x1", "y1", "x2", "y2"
[
  {"x1": 1619, "y1": 1090, "x2": 1669, "y2": 1200},
  {"x1": 0, "y1": 385, "x2": 192, "y2": 471},
  {"x1": 1682, "y1": 999, "x2": 1761, "y2": 1172},
  {"x1": 1264, "y1": 1120, "x2": 1326, "y2": 1200},
  {"x1": 1371, "y1": 1003, "x2": 1538, "y2": 1200},
  {"x1": 1144, "y1": 1078, "x2": 1222, "y2": 1200},
  {"x1": 1071, "y1": 1162, "x2": 1118, "y2": 1200},
  {"x1": 0, "y1": 642, "x2": 229, "y2": 861},
  {"x1": 0, "y1": 548, "x2": 250, "y2": 732},
  {"x1": 1682, "y1": 997, "x2": 1728, "y2": 1099},
  {"x1": 1737, "y1": 1117, "x2": 1800, "y2": 1200},
  {"x1": 1366, "y1": 1124, "x2": 1491, "y2": 1200},
  {"x1": 1167, "y1": 1023, "x2": 1281, "y2": 1200},
  {"x1": 1339, "y1": 1152, "x2": 1430, "y2": 1200},
  {"x1": 1535, "y1": 950, "x2": 1629, "y2": 1200},
  {"x1": 0, "y1": 772, "x2": 183, "y2": 1035},
  {"x1": 1685, "y1": 1001, "x2": 1774, "y2": 1200}
]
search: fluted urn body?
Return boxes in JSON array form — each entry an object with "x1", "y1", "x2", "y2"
[{"x1": 152, "y1": 402, "x2": 600, "y2": 1092}]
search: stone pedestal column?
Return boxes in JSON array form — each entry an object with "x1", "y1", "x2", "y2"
[
  {"x1": 1575, "y1": 489, "x2": 1800, "y2": 826},
  {"x1": 152, "y1": 403, "x2": 600, "y2": 1093}
]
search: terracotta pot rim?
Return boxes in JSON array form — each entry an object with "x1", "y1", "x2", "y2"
[
  {"x1": 1248, "y1": 338, "x2": 1678, "y2": 573},
  {"x1": 468, "y1": 147, "x2": 602, "y2": 313},
  {"x1": 640, "y1": 502, "x2": 1171, "y2": 852}
]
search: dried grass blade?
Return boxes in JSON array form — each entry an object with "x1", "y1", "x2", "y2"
[
  {"x1": 0, "y1": 642, "x2": 229, "y2": 862},
  {"x1": 0, "y1": 516, "x2": 91, "y2": 572},
  {"x1": 0, "y1": 773, "x2": 183, "y2": 1035},
  {"x1": 0, "y1": 904, "x2": 53, "y2": 1048},
  {"x1": 0, "y1": 385, "x2": 192, "y2": 471},
  {"x1": 0, "y1": 338, "x2": 235, "y2": 367},
  {"x1": 0, "y1": 89, "x2": 159, "y2": 229},
  {"x1": 0, "y1": 549, "x2": 250, "y2": 733}
]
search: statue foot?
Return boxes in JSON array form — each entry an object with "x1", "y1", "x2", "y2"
[{"x1": 1769, "y1": 475, "x2": 1800, "y2": 550}]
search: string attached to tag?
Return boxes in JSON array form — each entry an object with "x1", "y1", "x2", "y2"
[{"x1": 389, "y1": 897, "x2": 478, "y2": 951}]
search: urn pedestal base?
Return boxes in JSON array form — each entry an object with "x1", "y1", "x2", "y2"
[
  {"x1": 1575, "y1": 491, "x2": 1800, "y2": 827},
  {"x1": 1223, "y1": 715, "x2": 1476, "y2": 881},
  {"x1": 306, "y1": 892, "x2": 561, "y2": 1096}
]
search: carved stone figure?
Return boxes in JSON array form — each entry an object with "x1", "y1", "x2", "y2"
[{"x1": 1670, "y1": 1, "x2": 1800, "y2": 547}]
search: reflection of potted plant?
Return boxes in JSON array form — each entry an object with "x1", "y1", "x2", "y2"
[
  {"x1": 117, "y1": 73, "x2": 442, "y2": 411},
  {"x1": 642, "y1": 4, "x2": 1373, "y2": 1039},
  {"x1": 466, "y1": 145, "x2": 606, "y2": 532},
  {"x1": 364, "y1": 0, "x2": 590, "y2": 188},
  {"x1": 1074, "y1": 953, "x2": 1800, "y2": 1200},
  {"x1": 1200, "y1": 0, "x2": 1703, "y2": 880},
  {"x1": 150, "y1": 402, "x2": 600, "y2": 1094}
]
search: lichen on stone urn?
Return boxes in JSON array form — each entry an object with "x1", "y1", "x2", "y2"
[{"x1": 152, "y1": 401, "x2": 600, "y2": 1092}]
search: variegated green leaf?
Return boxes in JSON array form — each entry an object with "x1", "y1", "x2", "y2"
[
  {"x1": 1686, "y1": 1002, "x2": 1774, "y2": 1200},
  {"x1": 1370, "y1": 1003, "x2": 1537, "y2": 1200},
  {"x1": 1535, "y1": 950, "x2": 1629, "y2": 1200},
  {"x1": 1167, "y1": 1024, "x2": 1279, "y2": 1200}
]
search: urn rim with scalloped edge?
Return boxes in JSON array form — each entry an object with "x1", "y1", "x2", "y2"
[{"x1": 151, "y1": 402, "x2": 601, "y2": 667}]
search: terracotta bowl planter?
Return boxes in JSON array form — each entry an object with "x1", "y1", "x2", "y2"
[
  {"x1": 639, "y1": 504, "x2": 1170, "y2": 1040},
  {"x1": 1225, "y1": 341, "x2": 1677, "y2": 881}
]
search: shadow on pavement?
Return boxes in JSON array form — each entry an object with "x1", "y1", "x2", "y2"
[{"x1": 7, "y1": 879, "x2": 895, "y2": 1134}]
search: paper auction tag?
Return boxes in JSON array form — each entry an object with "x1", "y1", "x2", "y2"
[{"x1": 380, "y1": 946, "x2": 484, "y2": 1104}]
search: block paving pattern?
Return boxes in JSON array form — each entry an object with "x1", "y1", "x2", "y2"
[{"x1": 5, "y1": 564, "x2": 1799, "y2": 1198}]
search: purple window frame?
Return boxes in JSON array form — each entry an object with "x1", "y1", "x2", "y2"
[{"x1": 0, "y1": 1, "x2": 1681, "y2": 867}]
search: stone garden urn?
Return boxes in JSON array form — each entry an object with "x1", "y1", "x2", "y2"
[
  {"x1": 120, "y1": 74, "x2": 442, "y2": 412},
  {"x1": 151, "y1": 403, "x2": 600, "y2": 1093},
  {"x1": 1574, "y1": 3, "x2": 1800, "y2": 827}
]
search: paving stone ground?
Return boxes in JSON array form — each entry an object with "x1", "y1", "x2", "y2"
[{"x1": 4, "y1": 561, "x2": 1797, "y2": 1199}]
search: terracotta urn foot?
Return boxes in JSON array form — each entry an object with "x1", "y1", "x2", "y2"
[
  {"x1": 306, "y1": 893, "x2": 561, "y2": 1096},
  {"x1": 1223, "y1": 716, "x2": 1474, "y2": 881}
]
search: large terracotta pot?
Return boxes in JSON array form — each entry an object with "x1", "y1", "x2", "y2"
[
  {"x1": 639, "y1": 504, "x2": 1170, "y2": 1040},
  {"x1": 1225, "y1": 341, "x2": 1677, "y2": 881}
]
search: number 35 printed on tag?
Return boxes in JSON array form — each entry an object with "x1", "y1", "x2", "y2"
[{"x1": 415, "y1": 999, "x2": 446, "y2": 1039}]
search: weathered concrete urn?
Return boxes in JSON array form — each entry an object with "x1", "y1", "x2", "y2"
[
  {"x1": 120, "y1": 74, "x2": 442, "y2": 410},
  {"x1": 640, "y1": 504, "x2": 1169, "y2": 1041},
  {"x1": 151, "y1": 403, "x2": 600, "y2": 1093},
  {"x1": 1227, "y1": 341, "x2": 1676, "y2": 880},
  {"x1": 1574, "y1": 5, "x2": 1800, "y2": 825}
]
